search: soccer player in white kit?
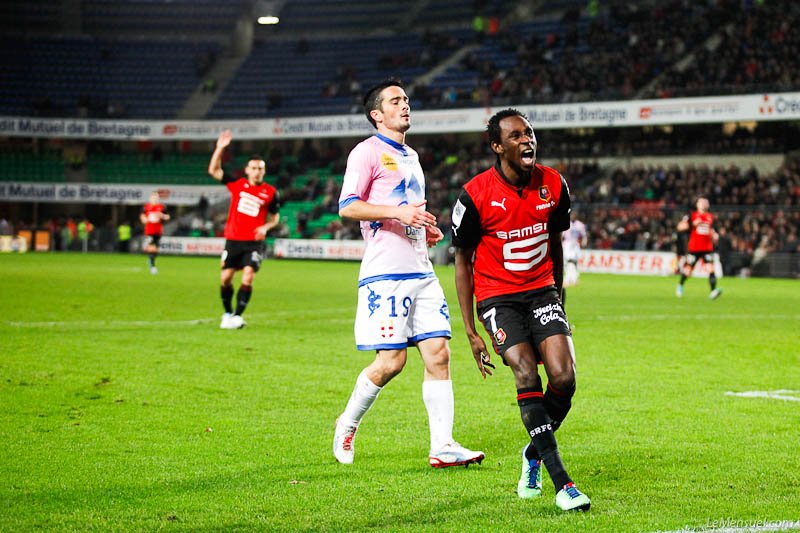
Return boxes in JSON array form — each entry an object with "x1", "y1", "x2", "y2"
[
  {"x1": 561, "y1": 213, "x2": 586, "y2": 306},
  {"x1": 333, "y1": 78, "x2": 484, "y2": 468}
]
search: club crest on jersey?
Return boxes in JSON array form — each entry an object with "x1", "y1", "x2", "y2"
[
  {"x1": 539, "y1": 185, "x2": 550, "y2": 202},
  {"x1": 494, "y1": 328, "x2": 507, "y2": 345},
  {"x1": 381, "y1": 153, "x2": 398, "y2": 170},
  {"x1": 380, "y1": 320, "x2": 394, "y2": 338}
]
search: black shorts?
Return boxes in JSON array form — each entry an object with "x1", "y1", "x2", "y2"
[
  {"x1": 221, "y1": 240, "x2": 265, "y2": 271},
  {"x1": 476, "y1": 286, "x2": 570, "y2": 364},
  {"x1": 145, "y1": 235, "x2": 161, "y2": 247},
  {"x1": 687, "y1": 251, "x2": 714, "y2": 267}
]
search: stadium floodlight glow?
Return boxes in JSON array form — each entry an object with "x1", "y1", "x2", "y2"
[{"x1": 257, "y1": 16, "x2": 279, "y2": 24}]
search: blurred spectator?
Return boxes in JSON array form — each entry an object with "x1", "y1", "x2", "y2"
[{"x1": 118, "y1": 220, "x2": 131, "y2": 253}]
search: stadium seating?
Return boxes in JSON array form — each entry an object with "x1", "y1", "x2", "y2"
[
  {"x1": 82, "y1": 0, "x2": 246, "y2": 34},
  {"x1": 0, "y1": 150, "x2": 65, "y2": 182},
  {"x1": 206, "y1": 36, "x2": 429, "y2": 118},
  {"x1": 271, "y1": 0, "x2": 406, "y2": 34},
  {"x1": 0, "y1": 2, "x2": 61, "y2": 33},
  {"x1": 0, "y1": 38, "x2": 220, "y2": 119}
]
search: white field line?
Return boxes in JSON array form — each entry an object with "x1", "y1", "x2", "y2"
[
  {"x1": 5, "y1": 308, "x2": 352, "y2": 328},
  {"x1": 652, "y1": 519, "x2": 800, "y2": 532},
  {"x1": 725, "y1": 390, "x2": 800, "y2": 402},
  {"x1": 585, "y1": 313, "x2": 800, "y2": 321}
]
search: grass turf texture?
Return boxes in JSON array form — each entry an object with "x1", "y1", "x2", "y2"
[{"x1": 1, "y1": 253, "x2": 798, "y2": 532}]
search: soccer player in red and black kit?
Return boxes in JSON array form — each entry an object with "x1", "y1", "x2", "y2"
[
  {"x1": 140, "y1": 191, "x2": 170, "y2": 274},
  {"x1": 208, "y1": 130, "x2": 281, "y2": 329},
  {"x1": 676, "y1": 197, "x2": 722, "y2": 299},
  {"x1": 451, "y1": 109, "x2": 591, "y2": 512}
]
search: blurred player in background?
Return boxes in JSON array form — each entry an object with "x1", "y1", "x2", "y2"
[
  {"x1": 673, "y1": 211, "x2": 690, "y2": 274},
  {"x1": 208, "y1": 130, "x2": 281, "y2": 329},
  {"x1": 333, "y1": 78, "x2": 484, "y2": 468},
  {"x1": 140, "y1": 192, "x2": 170, "y2": 274},
  {"x1": 561, "y1": 211, "x2": 586, "y2": 307},
  {"x1": 452, "y1": 109, "x2": 590, "y2": 511},
  {"x1": 676, "y1": 197, "x2": 722, "y2": 299}
]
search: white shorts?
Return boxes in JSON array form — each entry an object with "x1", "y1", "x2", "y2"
[
  {"x1": 354, "y1": 276, "x2": 451, "y2": 351},
  {"x1": 564, "y1": 260, "x2": 579, "y2": 287}
]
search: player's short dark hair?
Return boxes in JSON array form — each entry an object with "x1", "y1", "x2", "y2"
[
  {"x1": 487, "y1": 108, "x2": 528, "y2": 146},
  {"x1": 247, "y1": 154, "x2": 265, "y2": 164},
  {"x1": 363, "y1": 77, "x2": 405, "y2": 129}
]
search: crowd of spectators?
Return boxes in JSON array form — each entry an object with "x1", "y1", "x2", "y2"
[
  {"x1": 570, "y1": 159, "x2": 800, "y2": 276},
  {"x1": 285, "y1": 0, "x2": 800, "y2": 115},
  {"x1": 408, "y1": 0, "x2": 744, "y2": 109},
  {"x1": 646, "y1": 0, "x2": 800, "y2": 98},
  {"x1": 4, "y1": 129, "x2": 799, "y2": 276}
]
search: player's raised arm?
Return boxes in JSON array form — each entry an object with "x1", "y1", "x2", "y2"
[
  {"x1": 208, "y1": 130, "x2": 232, "y2": 181},
  {"x1": 454, "y1": 247, "x2": 492, "y2": 378}
]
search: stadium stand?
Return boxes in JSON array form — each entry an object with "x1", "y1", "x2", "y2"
[
  {"x1": 0, "y1": 149, "x2": 65, "y2": 183},
  {"x1": 206, "y1": 36, "x2": 430, "y2": 118},
  {"x1": 0, "y1": 37, "x2": 220, "y2": 119},
  {"x1": 645, "y1": 0, "x2": 800, "y2": 98},
  {"x1": 82, "y1": 0, "x2": 246, "y2": 34},
  {"x1": 0, "y1": 0, "x2": 798, "y2": 276}
]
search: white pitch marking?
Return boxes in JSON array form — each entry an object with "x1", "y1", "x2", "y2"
[
  {"x1": 652, "y1": 519, "x2": 800, "y2": 532},
  {"x1": 586, "y1": 314, "x2": 800, "y2": 322},
  {"x1": 4, "y1": 308, "x2": 350, "y2": 328},
  {"x1": 6, "y1": 318, "x2": 215, "y2": 328},
  {"x1": 725, "y1": 390, "x2": 800, "y2": 402}
]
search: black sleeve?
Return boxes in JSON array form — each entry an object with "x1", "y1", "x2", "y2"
[
  {"x1": 221, "y1": 172, "x2": 237, "y2": 184},
  {"x1": 549, "y1": 174, "x2": 571, "y2": 232},
  {"x1": 268, "y1": 190, "x2": 281, "y2": 214},
  {"x1": 451, "y1": 188, "x2": 482, "y2": 249}
]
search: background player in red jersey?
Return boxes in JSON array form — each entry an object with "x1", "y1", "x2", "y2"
[
  {"x1": 451, "y1": 109, "x2": 590, "y2": 512},
  {"x1": 140, "y1": 191, "x2": 170, "y2": 274},
  {"x1": 208, "y1": 130, "x2": 281, "y2": 329},
  {"x1": 676, "y1": 197, "x2": 722, "y2": 299}
]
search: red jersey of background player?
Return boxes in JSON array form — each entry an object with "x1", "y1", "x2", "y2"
[
  {"x1": 142, "y1": 203, "x2": 167, "y2": 236},
  {"x1": 222, "y1": 173, "x2": 279, "y2": 241},
  {"x1": 688, "y1": 211, "x2": 714, "y2": 252},
  {"x1": 451, "y1": 163, "x2": 571, "y2": 303}
]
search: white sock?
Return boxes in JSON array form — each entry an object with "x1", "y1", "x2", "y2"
[
  {"x1": 341, "y1": 369, "x2": 382, "y2": 425},
  {"x1": 422, "y1": 379, "x2": 454, "y2": 453}
]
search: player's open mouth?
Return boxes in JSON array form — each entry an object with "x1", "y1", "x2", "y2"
[{"x1": 520, "y1": 149, "x2": 535, "y2": 165}]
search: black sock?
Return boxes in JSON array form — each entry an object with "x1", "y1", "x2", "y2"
[
  {"x1": 679, "y1": 273, "x2": 687, "y2": 285},
  {"x1": 518, "y1": 388, "x2": 543, "y2": 461},
  {"x1": 544, "y1": 382, "x2": 575, "y2": 432},
  {"x1": 235, "y1": 284, "x2": 252, "y2": 316},
  {"x1": 148, "y1": 253, "x2": 156, "y2": 267},
  {"x1": 709, "y1": 273, "x2": 717, "y2": 291},
  {"x1": 221, "y1": 285, "x2": 234, "y2": 314},
  {"x1": 518, "y1": 389, "x2": 572, "y2": 490}
]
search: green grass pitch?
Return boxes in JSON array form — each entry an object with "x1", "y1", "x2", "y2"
[{"x1": 1, "y1": 253, "x2": 798, "y2": 532}]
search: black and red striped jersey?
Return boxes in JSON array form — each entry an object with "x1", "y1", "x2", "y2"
[{"x1": 451, "y1": 163, "x2": 570, "y2": 303}]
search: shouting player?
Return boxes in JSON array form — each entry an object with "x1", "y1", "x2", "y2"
[
  {"x1": 140, "y1": 191, "x2": 170, "y2": 274},
  {"x1": 676, "y1": 197, "x2": 721, "y2": 299},
  {"x1": 452, "y1": 109, "x2": 590, "y2": 511},
  {"x1": 333, "y1": 78, "x2": 484, "y2": 468},
  {"x1": 208, "y1": 130, "x2": 280, "y2": 329}
]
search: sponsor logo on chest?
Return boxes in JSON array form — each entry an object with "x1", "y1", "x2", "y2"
[{"x1": 496, "y1": 221, "x2": 548, "y2": 240}]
